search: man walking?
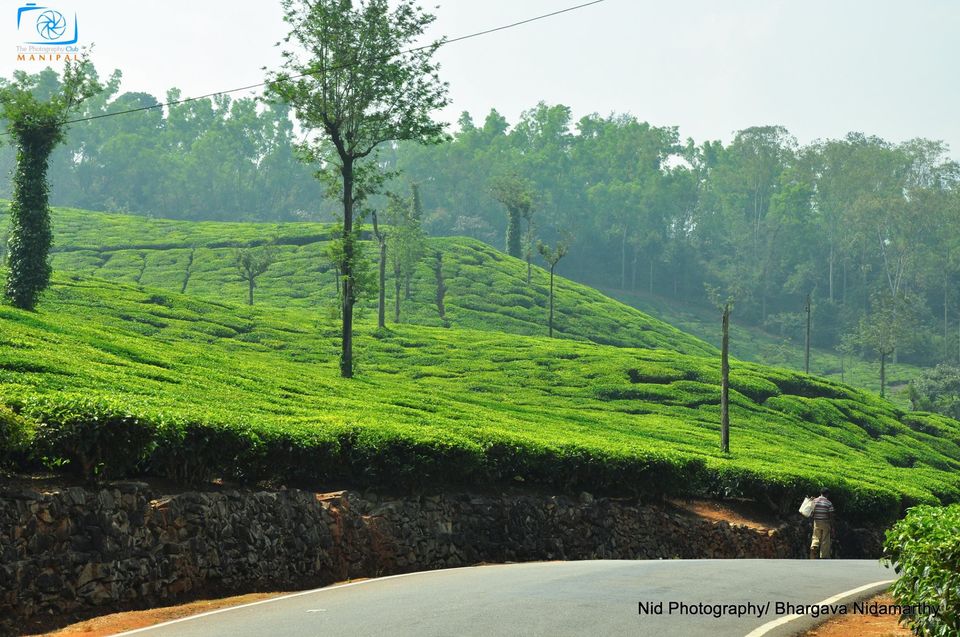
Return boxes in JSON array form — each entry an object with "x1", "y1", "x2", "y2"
[{"x1": 809, "y1": 487, "x2": 835, "y2": 559}]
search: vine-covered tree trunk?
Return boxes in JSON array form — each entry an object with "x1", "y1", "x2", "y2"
[{"x1": 5, "y1": 132, "x2": 56, "y2": 309}]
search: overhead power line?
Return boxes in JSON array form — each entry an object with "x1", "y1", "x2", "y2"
[{"x1": 3, "y1": 0, "x2": 607, "y2": 132}]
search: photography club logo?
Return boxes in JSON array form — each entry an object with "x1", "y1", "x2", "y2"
[{"x1": 15, "y1": 2, "x2": 81, "y2": 62}]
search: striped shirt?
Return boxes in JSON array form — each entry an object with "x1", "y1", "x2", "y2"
[{"x1": 812, "y1": 496, "x2": 834, "y2": 521}]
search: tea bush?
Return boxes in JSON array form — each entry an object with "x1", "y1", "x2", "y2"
[{"x1": 885, "y1": 504, "x2": 960, "y2": 636}]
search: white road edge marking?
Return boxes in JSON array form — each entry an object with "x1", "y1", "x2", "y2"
[
  {"x1": 109, "y1": 566, "x2": 484, "y2": 636},
  {"x1": 743, "y1": 578, "x2": 896, "y2": 637}
]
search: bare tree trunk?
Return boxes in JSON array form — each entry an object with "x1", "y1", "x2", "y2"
[
  {"x1": 880, "y1": 351, "x2": 886, "y2": 398},
  {"x1": 394, "y1": 261, "x2": 402, "y2": 323},
  {"x1": 945, "y1": 269, "x2": 949, "y2": 362},
  {"x1": 248, "y1": 278, "x2": 254, "y2": 306},
  {"x1": 377, "y1": 241, "x2": 386, "y2": 329},
  {"x1": 842, "y1": 259, "x2": 847, "y2": 305},
  {"x1": 805, "y1": 293, "x2": 811, "y2": 374},
  {"x1": 721, "y1": 303, "x2": 730, "y2": 453},
  {"x1": 372, "y1": 211, "x2": 387, "y2": 329},
  {"x1": 340, "y1": 159, "x2": 355, "y2": 378},
  {"x1": 549, "y1": 266, "x2": 555, "y2": 338},
  {"x1": 620, "y1": 226, "x2": 627, "y2": 290},
  {"x1": 828, "y1": 245, "x2": 834, "y2": 303},
  {"x1": 433, "y1": 251, "x2": 446, "y2": 319}
]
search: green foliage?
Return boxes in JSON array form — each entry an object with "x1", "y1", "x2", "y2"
[
  {"x1": 26, "y1": 394, "x2": 155, "y2": 481},
  {"x1": 884, "y1": 504, "x2": 960, "y2": 636},
  {"x1": 396, "y1": 113, "x2": 960, "y2": 373},
  {"x1": 909, "y1": 364, "x2": 960, "y2": 420},
  {"x1": 0, "y1": 405, "x2": 32, "y2": 468}
]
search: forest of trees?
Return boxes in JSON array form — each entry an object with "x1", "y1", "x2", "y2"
[
  {"x1": 395, "y1": 107, "x2": 960, "y2": 370},
  {"x1": 0, "y1": 67, "x2": 324, "y2": 221},
  {"x1": 3, "y1": 66, "x2": 960, "y2": 369}
]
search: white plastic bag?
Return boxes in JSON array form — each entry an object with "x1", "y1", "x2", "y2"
[{"x1": 799, "y1": 496, "x2": 815, "y2": 518}]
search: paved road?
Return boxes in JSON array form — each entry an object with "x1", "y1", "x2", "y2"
[{"x1": 116, "y1": 560, "x2": 894, "y2": 637}]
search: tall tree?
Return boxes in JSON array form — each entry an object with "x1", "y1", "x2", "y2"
[
  {"x1": 537, "y1": 238, "x2": 569, "y2": 338},
  {"x1": 267, "y1": 0, "x2": 449, "y2": 377},
  {"x1": 0, "y1": 59, "x2": 101, "y2": 309},
  {"x1": 849, "y1": 292, "x2": 917, "y2": 398}
]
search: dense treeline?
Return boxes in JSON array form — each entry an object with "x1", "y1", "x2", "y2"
[
  {"x1": 3, "y1": 67, "x2": 959, "y2": 367},
  {"x1": 0, "y1": 67, "x2": 324, "y2": 221},
  {"x1": 392, "y1": 106, "x2": 960, "y2": 368}
]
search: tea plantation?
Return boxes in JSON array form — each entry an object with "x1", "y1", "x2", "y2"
[
  {"x1": 2, "y1": 205, "x2": 960, "y2": 524},
  {"x1": 30, "y1": 206, "x2": 715, "y2": 356}
]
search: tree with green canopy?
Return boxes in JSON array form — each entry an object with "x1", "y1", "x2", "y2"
[
  {"x1": 234, "y1": 245, "x2": 277, "y2": 306},
  {"x1": 266, "y1": 0, "x2": 449, "y2": 378}
]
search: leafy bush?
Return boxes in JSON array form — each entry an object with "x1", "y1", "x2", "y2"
[
  {"x1": 27, "y1": 395, "x2": 156, "y2": 481},
  {"x1": 884, "y1": 504, "x2": 960, "y2": 636},
  {"x1": 148, "y1": 416, "x2": 263, "y2": 485},
  {"x1": 0, "y1": 405, "x2": 33, "y2": 468}
]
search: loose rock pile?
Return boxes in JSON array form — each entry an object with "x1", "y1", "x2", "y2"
[{"x1": 0, "y1": 484, "x2": 880, "y2": 635}]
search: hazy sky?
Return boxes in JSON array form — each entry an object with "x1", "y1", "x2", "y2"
[{"x1": 4, "y1": 0, "x2": 958, "y2": 155}]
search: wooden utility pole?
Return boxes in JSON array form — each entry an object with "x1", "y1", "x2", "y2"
[
  {"x1": 804, "y1": 293, "x2": 812, "y2": 374},
  {"x1": 721, "y1": 303, "x2": 731, "y2": 453}
]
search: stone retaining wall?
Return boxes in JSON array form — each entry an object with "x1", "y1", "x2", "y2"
[{"x1": 0, "y1": 484, "x2": 880, "y2": 635}]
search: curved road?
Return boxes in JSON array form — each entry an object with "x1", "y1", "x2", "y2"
[{"x1": 116, "y1": 560, "x2": 894, "y2": 637}]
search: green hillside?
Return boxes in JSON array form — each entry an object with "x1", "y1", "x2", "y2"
[
  {"x1": 15, "y1": 205, "x2": 716, "y2": 356},
  {"x1": 1, "y1": 275, "x2": 959, "y2": 524},
  {"x1": 1, "y1": 205, "x2": 959, "y2": 525}
]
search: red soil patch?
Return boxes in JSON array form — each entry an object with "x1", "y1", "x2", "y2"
[
  {"x1": 24, "y1": 592, "x2": 290, "y2": 637},
  {"x1": 668, "y1": 498, "x2": 782, "y2": 530},
  {"x1": 804, "y1": 594, "x2": 912, "y2": 637}
]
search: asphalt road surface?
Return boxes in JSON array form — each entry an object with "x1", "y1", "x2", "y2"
[{"x1": 116, "y1": 560, "x2": 895, "y2": 637}]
